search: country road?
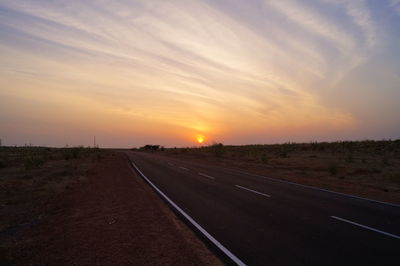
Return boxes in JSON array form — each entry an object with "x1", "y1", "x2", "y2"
[{"x1": 126, "y1": 151, "x2": 399, "y2": 265}]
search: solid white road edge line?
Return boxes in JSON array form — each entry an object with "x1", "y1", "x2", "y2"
[
  {"x1": 179, "y1": 166, "x2": 189, "y2": 170},
  {"x1": 129, "y1": 160, "x2": 246, "y2": 266},
  {"x1": 235, "y1": 185, "x2": 271, "y2": 198},
  {"x1": 331, "y1": 216, "x2": 400, "y2": 240},
  {"x1": 199, "y1": 173, "x2": 215, "y2": 180}
]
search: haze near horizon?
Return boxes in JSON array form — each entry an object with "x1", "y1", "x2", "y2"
[{"x1": 1, "y1": 0, "x2": 399, "y2": 147}]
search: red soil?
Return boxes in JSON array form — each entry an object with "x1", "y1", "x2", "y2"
[{"x1": 7, "y1": 153, "x2": 221, "y2": 265}]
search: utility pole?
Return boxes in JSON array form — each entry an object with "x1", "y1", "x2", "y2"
[
  {"x1": 0, "y1": 138, "x2": 2, "y2": 147},
  {"x1": 94, "y1": 136, "x2": 96, "y2": 148}
]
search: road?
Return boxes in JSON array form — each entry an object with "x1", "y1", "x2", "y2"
[{"x1": 126, "y1": 151, "x2": 400, "y2": 265}]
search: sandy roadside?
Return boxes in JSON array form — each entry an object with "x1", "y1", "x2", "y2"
[{"x1": 4, "y1": 152, "x2": 222, "y2": 265}]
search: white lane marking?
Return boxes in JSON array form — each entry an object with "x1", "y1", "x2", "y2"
[
  {"x1": 331, "y1": 216, "x2": 400, "y2": 240},
  {"x1": 235, "y1": 185, "x2": 271, "y2": 198},
  {"x1": 231, "y1": 170, "x2": 400, "y2": 208},
  {"x1": 199, "y1": 173, "x2": 215, "y2": 180},
  {"x1": 129, "y1": 160, "x2": 246, "y2": 266},
  {"x1": 179, "y1": 166, "x2": 189, "y2": 171}
]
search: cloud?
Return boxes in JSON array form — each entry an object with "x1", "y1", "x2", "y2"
[
  {"x1": 0, "y1": 0, "x2": 391, "y2": 145},
  {"x1": 390, "y1": 0, "x2": 400, "y2": 15},
  {"x1": 265, "y1": 0, "x2": 356, "y2": 52}
]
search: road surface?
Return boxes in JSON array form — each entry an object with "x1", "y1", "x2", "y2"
[{"x1": 126, "y1": 151, "x2": 399, "y2": 265}]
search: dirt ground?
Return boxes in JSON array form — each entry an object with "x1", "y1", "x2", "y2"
[
  {"x1": 0, "y1": 147, "x2": 100, "y2": 234},
  {"x1": 1, "y1": 152, "x2": 221, "y2": 265}
]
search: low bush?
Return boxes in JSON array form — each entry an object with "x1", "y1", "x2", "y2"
[
  {"x1": 328, "y1": 162, "x2": 339, "y2": 175},
  {"x1": 382, "y1": 156, "x2": 390, "y2": 166},
  {"x1": 24, "y1": 156, "x2": 45, "y2": 170},
  {"x1": 260, "y1": 155, "x2": 269, "y2": 164},
  {"x1": 346, "y1": 153, "x2": 353, "y2": 163},
  {"x1": 211, "y1": 143, "x2": 225, "y2": 157},
  {"x1": 389, "y1": 172, "x2": 400, "y2": 184}
]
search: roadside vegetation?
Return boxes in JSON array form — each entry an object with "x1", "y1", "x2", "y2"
[
  {"x1": 0, "y1": 146, "x2": 107, "y2": 241},
  {"x1": 139, "y1": 140, "x2": 400, "y2": 203}
]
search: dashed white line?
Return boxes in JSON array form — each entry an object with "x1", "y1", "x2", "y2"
[
  {"x1": 199, "y1": 173, "x2": 215, "y2": 180},
  {"x1": 235, "y1": 185, "x2": 271, "y2": 198},
  {"x1": 231, "y1": 169, "x2": 400, "y2": 208},
  {"x1": 331, "y1": 216, "x2": 400, "y2": 240},
  {"x1": 179, "y1": 166, "x2": 189, "y2": 171}
]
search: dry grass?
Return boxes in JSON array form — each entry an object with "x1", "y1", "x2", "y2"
[{"x1": 0, "y1": 146, "x2": 107, "y2": 236}]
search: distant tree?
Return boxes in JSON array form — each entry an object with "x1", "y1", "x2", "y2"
[
  {"x1": 210, "y1": 143, "x2": 224, "y2": 157},
  {"x1": 140, "y1": 145, "x2": 160, "y2": 151}
]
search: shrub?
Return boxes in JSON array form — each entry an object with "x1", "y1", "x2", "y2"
[
  {"x1": 382, "y1": 156, "x2": 390, "y2": 166},
  {"x1": 211, "y1": 143, "x2": 225, "y2": 157},
  {"x1": 72, "y1": 148, "x2": 80, "y2": 159},
  {"x1": 389, "y1": 172, "x2": 400, "y2": 184},
  {"x1": 260, "y1": 155, "x2": 269, "y2": 164},
  {"x1": 328, "y1": 162, "x2": 338, "y2": 175},
  {"x1": 346, "y1": 153, "x2": 353, "y2": 163},
  {"x1": 63, "y1": 150, "x2": 72, "y2": 160},
  {"x1": 24, "y1": 156, "x2": 45, "y2": 170},
  {"x1": 61, "y1": 147, "x2": 85, "y2": 160},
  {"x1": 140, "y1": 145, "x2": 160, "y2": 151},
  {"x1": 279, "y1": 151, "x2": 288, "y2": 158}
]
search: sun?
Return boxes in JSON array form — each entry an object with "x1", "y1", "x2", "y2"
[{"x1": 196, "y1": 136, "x2": 204, "y2": 144}]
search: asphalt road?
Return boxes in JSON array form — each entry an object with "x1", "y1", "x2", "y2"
[{"x1": 126, "y1": 151, "x2": 400, "y2": 265}]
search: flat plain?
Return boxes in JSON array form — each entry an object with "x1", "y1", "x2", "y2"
[{"x1": 0, "y1": 147, "x2": 220, "y2": 265}]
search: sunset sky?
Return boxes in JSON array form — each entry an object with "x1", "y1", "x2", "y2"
[{"x1": 1, "y1": 0, "x2": 399, "y2": 147}]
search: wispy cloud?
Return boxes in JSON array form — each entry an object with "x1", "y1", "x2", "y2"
[
  {"x1": 0, "y1": 0, "x2": 397, "y2": 146},
  {"x1": 265, "y1": 0, "x2": 356, "y2": 52},
  {"x1": 390, "y1": 0, "x2": 400, "y2": 15}
]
